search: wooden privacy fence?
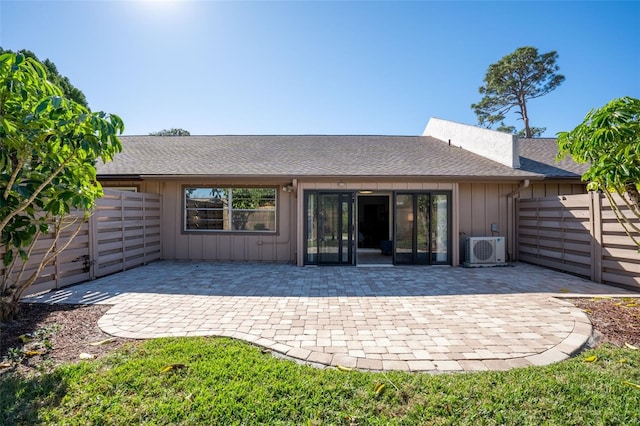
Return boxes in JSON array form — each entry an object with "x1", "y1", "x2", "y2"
[
  {"x1": 91, "y1": 190, "x2": 161, "y2": 278},
  {"x1": 1, "y1": 189, "x2": 161, "y2": 297},
  {"x1": 517, "y1": 192, "x2": 640, "y2": 290}
]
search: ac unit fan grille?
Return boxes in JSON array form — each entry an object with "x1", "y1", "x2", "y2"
[{"x1": 473, "y1": 240, "x2": 494, "y2": 261}]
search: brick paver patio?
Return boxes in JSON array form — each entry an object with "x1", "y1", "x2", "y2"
[{"x1": 24, "y1": 261, "x2": 638, "y2": 372}]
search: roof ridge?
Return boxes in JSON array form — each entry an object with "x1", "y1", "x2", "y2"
[{"x1": 121, "y1": 134, "x2": 426, "y2": 138}]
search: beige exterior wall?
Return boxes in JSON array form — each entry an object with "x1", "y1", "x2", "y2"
[
  {"x1": 100, "y1": 177, "x2": 586, "y2": 266},
  {"x1": 520, "y1": 182, "x2": 587, "y2": 199},
  {"x1": 457, "y1": 182, "x2": 514, "y2": 262},
  {"x1": 102, "y1": 179, "x2": 297, "y2": 263}
]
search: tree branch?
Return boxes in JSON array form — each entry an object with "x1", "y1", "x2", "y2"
[
  {"x1": 11, "y1": 227, "x2": 43, "y2": 292},
  {"x1": 614, "y1": 188, "x2": 640, "y2": 233},
  {"x1": 0, "y1": 151, "x2": 76, "y2": 237},
  {"x1": 603, "y1": 189, "x2": 640, "y2": 248},
  {"x1": 3, "y1": 155, "x2": 26, "y2": 201},
  {"x1": 18, "y1": 214, "x2": 86, "y2": 298}
]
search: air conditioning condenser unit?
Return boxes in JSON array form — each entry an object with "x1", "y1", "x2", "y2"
[{"x1": 465, "y1": 237, "x2": 505, "y2": 265}]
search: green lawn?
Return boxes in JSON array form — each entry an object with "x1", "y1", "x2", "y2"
[{"x1": 1, "y1": 338, "x2": 639, "y2": 425}]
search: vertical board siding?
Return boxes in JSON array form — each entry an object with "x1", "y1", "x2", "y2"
[
  {"x1": 518, "y1": 193, "x2": 640, "y2": 290},
  {"x1": 163, "y1": 180, "x2": 296, "y2": 262},
  {"x1": 2, "y1": 189, "x2": 162, "y2": 296},
  {"x1": 457, "y1": 183, "x2": 514, "y2": 262},
  {"x1": 520, "y1": 183, "x2": 587, "y2": 200}
]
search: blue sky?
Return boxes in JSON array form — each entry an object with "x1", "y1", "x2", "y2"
[{"x1": 1, "y1": 1, "x2": 638, "y2": 136}]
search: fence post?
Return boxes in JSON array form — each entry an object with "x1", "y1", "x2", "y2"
[
  {"x1": 53, "y1": 221, "x2": 60, "y2": 289},
  {"x1": 123, "y1": 193, "x2": 128, "y2": 271},
  {"x1": 142, "y1": 193, "x2": 147, "y2": 265},
  {"x1": 591, "y1": 191, "x2": 603, "y2": 283},
  {"x1": 89, "y1": 207, "x2": 98, "y2": 280},
  {"x1": 514, "y1": 198, "x2": 520, "y2": 261}
]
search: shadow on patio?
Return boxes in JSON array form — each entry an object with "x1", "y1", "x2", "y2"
[{"x1": 24, "y1": 261, "x2": 636, "y2": 306}]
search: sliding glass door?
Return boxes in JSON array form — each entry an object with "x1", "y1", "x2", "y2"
[
  {"x1": 431, "y1": 193, "x2": 450, "y2": 264},
  {"x1": 395, "y1": 194, "x2": 415, "y2": 264},
  {"x1": 305, "y1": 191, "x2": 355, "y2": 265},
  {"x1": 394, "y1": 192, "x2": 450, "y2": 265},
  {"x1": 305, "y1": 190, "x2": 449, "y2": 266}
]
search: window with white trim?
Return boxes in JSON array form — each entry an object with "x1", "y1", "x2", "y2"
[{"x1": 184, "y1": 187, "x2": 277, "y2": 232}]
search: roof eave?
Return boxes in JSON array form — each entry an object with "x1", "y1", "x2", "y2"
[{"x1": 97, "y1": 173, "x2": 546, "y2": 182}]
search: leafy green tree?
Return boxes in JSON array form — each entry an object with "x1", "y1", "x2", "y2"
[
  {"x1": 149, "y1": 128, "x2": 190, "y2": 136},
  {"x1": 557, "y1": 96, "x2": 640, "y2": 250},
  {"x1": 496, "y1": 122, "x2": 546, "y2": 139},
  {"x1": 0, "y1": 52, "x2": 123, "y2": 320},
  {"x1": 472, "y1": 46, "x2": 565, "y2": 138},
  {"x1": 0, "y1": 47, "x2": 89, "y2": 108}
]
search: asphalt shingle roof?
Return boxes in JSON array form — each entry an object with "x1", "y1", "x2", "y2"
[
  {"x1": 519, "y1": 138, "x2": 589, "y2": 178},
  {"x1": 96, "y1": 135, "x2": 585, "y2": 180}
]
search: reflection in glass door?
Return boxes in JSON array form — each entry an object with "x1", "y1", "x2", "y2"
[
  {"x1": 305, "y1": 192, "x2": 318, "y2": 264},
  {"x1": 431, "y1": 194, "x2": 449, "y2": 263},
  {"x1": 305, "y1": 191, "x2": 354, "y2": 265},
  {"x1": 416, "y1": 194, "x2": 430, "y2": 264},
  {"x1": 395, "y1": 194, "x2": 414, "y2": 264},
  {"x1": 394, "y1": 192, "x2": 450, "y2": 265}
]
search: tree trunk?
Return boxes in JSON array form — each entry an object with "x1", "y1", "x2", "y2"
[
  {"x1": 625, "y1": 182, "x2": 640, "y2": 211},
  {"x1": 0, "y1": 288, "x2": 22, "y2": 322},
  {"x1": 520, "y1": 96, "x2": 532, "y2": 138}
]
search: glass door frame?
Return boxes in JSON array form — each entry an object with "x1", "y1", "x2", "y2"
[
  {"x1": 304, "y1": 190, "x2": 355, "y2": 266},
  {"x1": 392, "y1": 191, "x2": 452, "y2": 265},
  {"x1": 304, "y1": 189, "x2": 451, "y2": 266}
]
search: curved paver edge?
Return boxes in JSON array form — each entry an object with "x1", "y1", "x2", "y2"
[{"x1": 96, "y1": 296, "x2": 595, "y2": 373}]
